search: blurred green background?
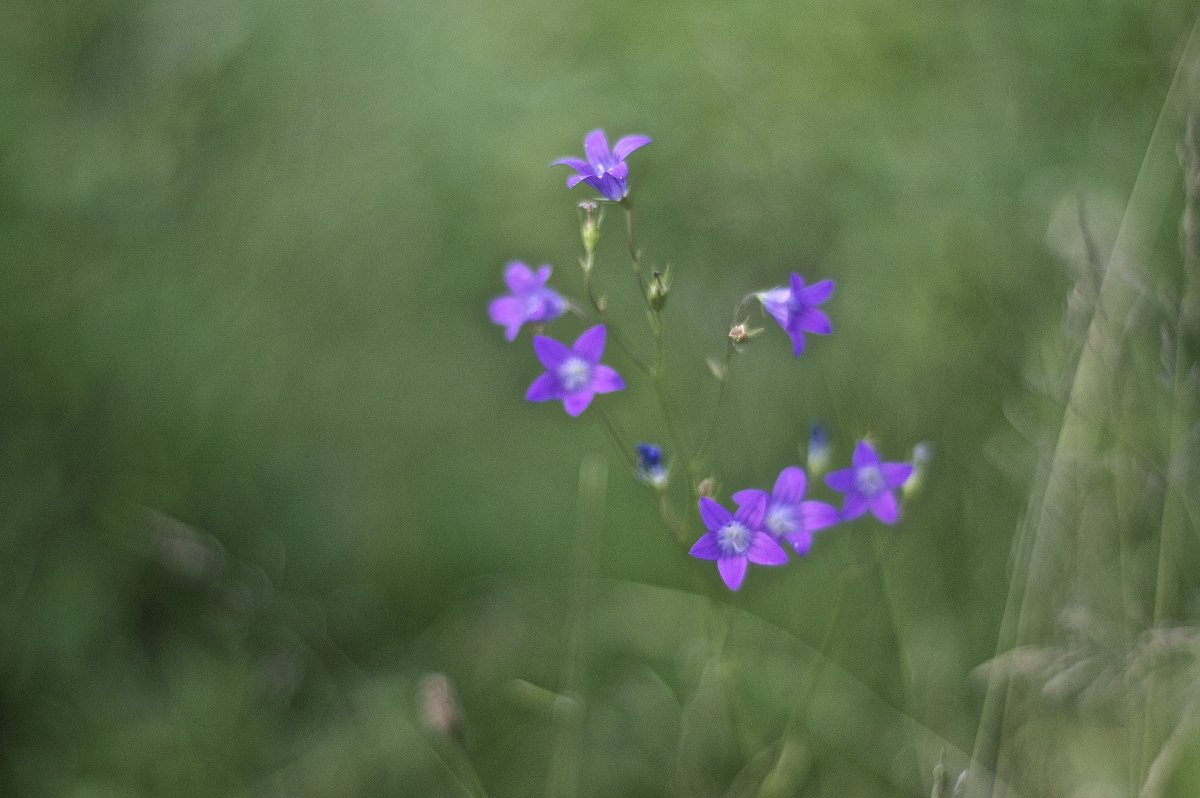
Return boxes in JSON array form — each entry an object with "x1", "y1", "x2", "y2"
[{"x1": 1, "y1": 0, "x2": 1196, "y2": 795}]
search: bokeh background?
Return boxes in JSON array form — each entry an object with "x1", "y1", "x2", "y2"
[{"x1": 1, "y1": 1, "x2": 1197, "y2": 795}]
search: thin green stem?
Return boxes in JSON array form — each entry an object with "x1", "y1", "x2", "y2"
[
  {"x1": 546, "y1": 455, "x2": 608, "y2": 798},
  {"x1": 581, "y1": 255, "x2": 652, "y2": 375},
  {"x1": 622, "y1": 203, "x2": 652, "y2": 311},
  {"x1": 594, "y1": 405, "x2": 637, "y2": 472}
]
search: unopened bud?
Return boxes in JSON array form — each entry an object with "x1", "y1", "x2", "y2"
[
  {"x1": 418, "y1": 673, "x2": 462, "y2": 740},
  {"x1": 806, "y1": 421, "x2": 832, "y2": 478},
  {"x1": 903, "y1": 441, "x2": 932, "y2": 498},
  {"x1": 578, "y1": 201, "x2": 602, "y2": 255},
  {"x1": 696, "y1": 477, "x2": 716, "y2": 498},
  {"x1": 648, "y1": 268, "x2": 671, "y2": 311}
]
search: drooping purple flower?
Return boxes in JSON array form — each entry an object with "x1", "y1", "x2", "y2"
[
  {"x1": 525, "y1": 325, "x2": 624, "y2": 416},
  {"x1": 551, "y1": 129, "x2": 652, "y2": 202},
  {"x1": 824, "y1": 440, "x2": 913, "y2": 524},
  {"x1": 757, "y1": 273, "x2": 834, "y2": 356},
  {"x1": 488, "y1": 261, "x2": 567, "y2": 341},
  {"x1": 689, "y1": 494, "x2": 788, "y2": 591},
  {"x1": 732, "y1": 466, "x2": 839, "y2": 555}
]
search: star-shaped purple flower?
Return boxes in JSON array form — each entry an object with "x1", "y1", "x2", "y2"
[
  {"x1": 551, "y1": 129, "x2": 652, "y2": 202},
  {"x1": 488, "y1": 261, "x2": 567, "y2": 341},
  {"x1": 824, "y1": 440, "x2": 913, "y2": 524},
  {"x1": 732, "y1": 466, "x2": 839, "y2": 555},
  {"x1": 525, "y1": 325, "x2": 624, "y2": 416},
  {"x1": 689, "y1": 494, "x2": 788, "y2": 591},
  {"x1": 757, "y1": 273, "x2": 834, "y2": 357}
]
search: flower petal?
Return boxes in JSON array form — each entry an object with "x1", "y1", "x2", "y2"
[
  {"x1": 841, "y1": 493, "x2": 868, "y2": 521},
  {"x1": 533, "y1": 265, "x2": 552, "y2": 285},
  {"x1": 772, "y1": 466, "x2": 807, "y2": 503},
  {"x1": 785, "y1": 530, "x2": 814, "y2": 555},
  {"x1": 732, "y1": 488, "x2": 768, "y2": 507},
  {"x1": 590, "y1": 364, "x2": 624, "y2": 394},
  {"x1": 572, "y1": 325, "x2": 607, "y2": 363},
  {"x1": 852, "y1": 440, "x2": 880, "y2": 469},
  {"x1": 798, "y1": 278, "x2": 834, "y2": 305},
  {"x1": 488, "y1": 296, "x2": 525, "y2": 339},
  {"x1": 503, "y1": 261, "x2": 537, "y2": 293},
  {"x1": 593, "y1": 173, "x2": 626, "y2": 201},
  {"x1": 562, "y1": 390, "x2": 595, "y2": 417},
  {"x1": 870, "y1": 491, "x2": 899, "y2": 524},
  {"x1": 698, "y1": 497, "x2": 731, "y2": 533},
  {"x1": 689, "y1": 532, "x2": 722, "y2": 560},
  {"x1": 788, "y1": 328, "x2": 807, "y2": 357},
  {"x1": 583, "y1": 129, "x2": 612, "y2": 168},
  {"x1": 789, "y1": 272, "x2": 808, "y2": 297},
  {"x1": 533, "y1": 335, "x2": 572, "y2": 370},
  {"x1": 825, "y1": 468, "x2": 856, "y2": 492},
  {"x1": 799, "y1": 500, "x2": 839, "y2": 532},
  {"x1": 881, "y1": 462, "x2": 914, "y2": 487},
  {"x1": 566, "y1": 173, "x2": 588, "y2": 189},
  {"x1": 747, "y1": 532, "x2": 788, "y2": 565},
  {"x1": 613, "y1": 134, "x2": 652, "y2": 160},
  {"x1": 733, "y1": 493, "x2": 766, "y2": 531},
  {"x1": 794, "y1": 308, "x2": 832, "y2": 335},
  {"x1": 525, "y1": 372, "x2": 560, "y2": 402},
  {"x1": 717, "y1": 556, "x2": 748, "y2": 591},
  {"x1": 758, "y1": 287, "x2": 790, "y2": 328},
  {"x1": 550, "y1": 157, "x2": 591, "y2": 174}
]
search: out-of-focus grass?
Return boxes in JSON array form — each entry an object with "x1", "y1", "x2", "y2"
[{"x1": 0, "y1": 0, "x2": 1196, "y2": 795}]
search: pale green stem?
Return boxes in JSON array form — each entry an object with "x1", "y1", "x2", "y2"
[{"x1": 545, "y1": 455, "x2": 608, "y2": 798}]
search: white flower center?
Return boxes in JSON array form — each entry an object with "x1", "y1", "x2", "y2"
[
  {"x1": 766, "y1": 504, "x2": 796, "y2": 537},
  {"x1": 557, "y1": 357, "x2": 591, "y2": 392},
  {"x1": 855, "y1": 465, "x2": 884, "y2": 497},
  {"x1": 717, "y1": 521, "x2": 751, "y2": 555}
]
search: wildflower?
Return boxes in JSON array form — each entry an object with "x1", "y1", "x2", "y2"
[
  {"x1": 488, "y1": 261, "x2": 567, "y2": 341},
  {"x1": 806, "y1": 421, "x2": 832, "y2": 477},
  {"x1": 526, "y1": 325, "x2": 624, "y2": 416},
  {"x1": 733, "y1": 466, "x2": 839, "y2": 555},
  {"x1": 757, "y1": 272, "x2": 834, "y2": 356},
  {"x1": 824, "y1": 440, "x2": 913, "y2": 524},
  {"x1": 551, "y1": 129, "x2": 652, "y2": 202},
  {"x1": 689, "y1": 494, "x2": 787, "y2": 591},
  {"x1": 635, "y1": 443, "x2": 668, "y2": 489}
]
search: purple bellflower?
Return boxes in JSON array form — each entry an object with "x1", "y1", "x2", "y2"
[
  {"x1": 733, "y1": 466, "x2": 839, "y2": 555},
  {"x1": 825, "y1": 440, "x2": 914, "y2": 524},
  {"x1": 757, "y1": 273, "x2": 834, "y2": 356},
  {"x1": 551, "y1": 129, "x2": 652, "y2": 202},
  {"x1": 488, "y1": 261, "x2": 567, "y2": 341},
  {"x1": 689, "y1": 494, "x2": 788, "y2": 591},
  {"x1": 526, "y1": 325, "x2": 624, "y2": 416}
]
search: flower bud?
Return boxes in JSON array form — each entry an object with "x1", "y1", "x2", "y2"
[
  {"x1": 903, "y1": 441, "x2": 932, "y2": 498},
  {"x1": 578, "y1": 201, "x2": 602, "y2": 255},
  {"x1": 418, "y1": 673, "x2": 463, "y2": 741},
  {"x1": 635, "y1": 443, "x2": 669, "y2": 490},
  {"x1": 648, "y1": 268, "x2": 671, "y2": 311},
  {"x1": 696, "y1": 477, "x2": 716, "y2": 498},
  {"x1": 806, "y1": 422, "x2": 832, "y2": 477}
]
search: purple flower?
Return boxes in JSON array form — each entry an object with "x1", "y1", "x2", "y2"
[
  {"x1": 551, "y1": 129, "x2": 652, "y2": 202},
  {"x1": 732, "y1": 466, "x2": 839, "y2": 555},
  {"x1": 757, "y1": 273, "x2": 834, "y2": 356},
  {"x1": 525, "y1": 325, "x2": 624, "y2": 416},
  {"x1": 689, "y1": 494, "x2": 788, "y2": 591},
  {"x1": 824, "y1": 440, "x2": 913, "y2": 524},
  {"x1": 488, "y1": 261, "x2": 567, "y2": 341}
]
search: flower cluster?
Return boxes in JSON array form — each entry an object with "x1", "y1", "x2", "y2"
[
  {"x1": 489, "y1": 128, "x2": 925, "y2": 593},
  {"x1": 687, "y1": 440, "x2": 911, "y2": 591}
]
